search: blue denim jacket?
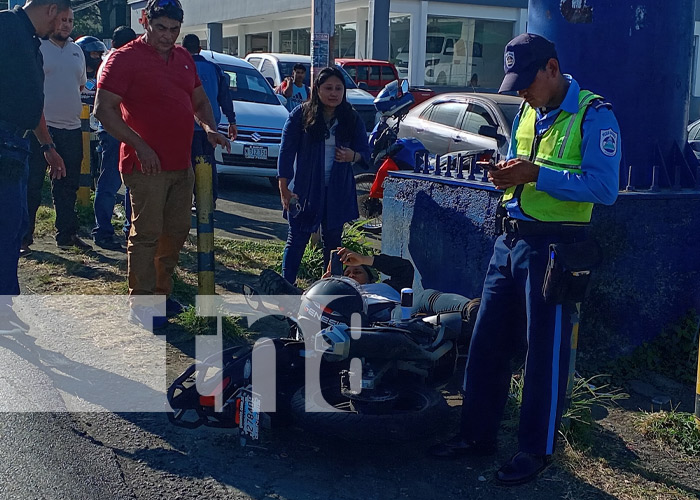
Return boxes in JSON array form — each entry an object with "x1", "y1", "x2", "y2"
[{"x1": 278, "y1": 105, "x2": 370, "y2": 232}]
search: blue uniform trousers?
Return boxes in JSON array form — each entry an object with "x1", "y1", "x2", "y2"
[
  {"x1": 460, "y1": 231, "x2": 580, "y2": 456},
  {"x1": 0, "y1": 158, "x2": 28, "y2": 302}
]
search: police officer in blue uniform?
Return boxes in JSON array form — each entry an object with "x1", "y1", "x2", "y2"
[
  {"x1": 0, "y1": 0, "x2": 71, "y2": 334},
  {"x1": 428, "y1": 33, "x2": 621, "y2": 486}
]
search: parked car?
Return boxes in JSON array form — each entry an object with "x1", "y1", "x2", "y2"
[
  {"x1": 688, "y1": 118, "x2": 700, "y2": 159},
  {"x1": 394, "y1": 92, "x2": 522, "y2": 160},
  {"x1": 336, "y1": 57, "x2": 437, "y2": 107},
  {"x1": 200, "y1": 51, "x2": 290, "y2": 184},
  {"x1": 244, "y1": 53, "x2": 380, "y2": 132}
]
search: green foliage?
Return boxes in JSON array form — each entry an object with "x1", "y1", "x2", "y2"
[
  {"x1": 213, "y1": 237, "x2": 283, "y2": 273},
  {"x1": 638, "y1": 409, "x2": 700, "y2": 457},
  {"x1": 560, "y1": 374, "x2": 629, "y2": 449},
  {"x1": 611, "y1": 311, "x2": 699, "y2": 385},
  {"x1": 172, "y1": 306, "x2": 248, "y2": 340},
  {"x1": 505, "y1": 370, "x2": 628, "y2": 450},
  {"x1": 294, "y1": 222, "x2": 378, "y2": 287},
  {"x1": 73, "y1": 5, "x2": 102, "y2": 38}
]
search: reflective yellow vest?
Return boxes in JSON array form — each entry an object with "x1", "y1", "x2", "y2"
[{"x1": 502, "y1": 90, "x2": 601, "y2": 223}]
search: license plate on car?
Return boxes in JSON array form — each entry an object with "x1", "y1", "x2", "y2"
[{"x1": 244, "y1": 145, "x2": 268, "y2": 160}]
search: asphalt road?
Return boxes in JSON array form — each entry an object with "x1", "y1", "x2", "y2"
[{"x1": 213, "y1": 174, "x2": 287, "y2": 242}]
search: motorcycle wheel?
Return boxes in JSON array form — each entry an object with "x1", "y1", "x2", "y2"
[
  {"x1": 290, "y1": 384, "x2": 449, "y2": 442},
  {"x1": 354, "y1": 173, "x2": 383, "y2": 234}
]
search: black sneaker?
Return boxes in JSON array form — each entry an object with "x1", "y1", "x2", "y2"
[
  {"x1": 0, "y1": 307, "x2": 29, "y2": 335},
  {"x1": 57, "y1": 234, "x2": 92, "y2": 251},
  {"x1": 94, "y1": 235, "x2": 123, "y2": 251}
]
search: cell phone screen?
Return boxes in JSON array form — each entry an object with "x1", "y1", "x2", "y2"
[{"x1": 330, "y1": 251, "x2": 343, "y2": 276}]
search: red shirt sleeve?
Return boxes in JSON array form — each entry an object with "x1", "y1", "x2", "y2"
[{"x1": 97, "y1": 49, "x2": 133, "y2": 98}]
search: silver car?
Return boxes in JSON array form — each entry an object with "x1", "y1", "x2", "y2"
[{"x1": 395, "y1": 92, "x2": 522, "y2": 160}]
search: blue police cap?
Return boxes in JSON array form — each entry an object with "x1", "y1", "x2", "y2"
[{"x1": 498, "y1": 33, "x2": 558, "y2": 93}]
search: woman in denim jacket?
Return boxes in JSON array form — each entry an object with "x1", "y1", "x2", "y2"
[{"x1": 277, "y1": 67, "x2": 370, "y2": 284}]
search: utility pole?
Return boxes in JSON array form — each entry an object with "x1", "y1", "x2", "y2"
[{"x1": 310, "y1": 0, "x2": 334, "y2": 87}]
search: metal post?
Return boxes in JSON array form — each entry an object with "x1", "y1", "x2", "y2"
[
  {"x1": 194, "y1": 155, "x2": 215, "y2": 316},
  {"x1": 77, "y1": 104, "x2": 92, "y2": 207},
  {"x1": 311, "y1": 0, "x2": 334, "y2": 86},
  {"x1": 563, "y1": 303, "x2": 582, "y2": 430}
]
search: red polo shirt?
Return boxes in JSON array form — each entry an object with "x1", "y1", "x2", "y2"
[{"x1": 97, "y1": 37, "x2": 201, "y2": 174}]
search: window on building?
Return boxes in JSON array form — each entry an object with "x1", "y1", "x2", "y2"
[
  {"x1": 335, "y1": 22, "x2": 356, "y2": 58},
  {"x1": 222, "y1": 36, "x2": 238, "y2": 56},
  {"x1": 247, "y1": 32, "x2": 271, "y2": 54},
  {"x1": 280, "y1": 28, "x2": 311, "y2": 55},
  {"x1": 390, "y1": 16, "x2": 410, "y2": 79},
  {"x1": 423, "y1": 16, "x2": 514, "y2": 88}
]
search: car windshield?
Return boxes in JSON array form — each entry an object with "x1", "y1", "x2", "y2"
[
  {"x1": 426, "y1": 36, "x2": 445, "y2": 54},
  {"x1": 219, "y1": 64, "x2": 281, "y2": 105},
  {"x1": 277, "y1": 61, "x2": 358, "y2": 90},
  {"x1": 498, "y1": 103, "x2": 521, "y2": 131}
]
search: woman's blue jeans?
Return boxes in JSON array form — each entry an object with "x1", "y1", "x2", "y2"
[{"x1": 282, "y1": 221, "x2": 343, "y2": 284}]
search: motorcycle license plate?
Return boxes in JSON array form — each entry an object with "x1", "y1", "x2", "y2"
[
  {"x1": 243, "y1": 145, "x2": 268, "y2": 160},
  {"x1": 236, "y1": 386, "x2": 261, "y2": 441}
]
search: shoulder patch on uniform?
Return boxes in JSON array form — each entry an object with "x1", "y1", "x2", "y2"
[
  {"x1": 600, "y1": 128, "x2": 618, "y2": 157},
  {"x1": 591, "y1": 99, "x2": 613, "y2": 111}
]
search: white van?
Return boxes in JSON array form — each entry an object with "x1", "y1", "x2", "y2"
[
  {"x1": 198, "y1": 51, "x2": 290, "y2": 184},
  {"x1": 244, "y1": 53, "x2": 380, "y2": 132},
  {"x1": 396, "y1": 35, "x2": 482, "y2": 86}
]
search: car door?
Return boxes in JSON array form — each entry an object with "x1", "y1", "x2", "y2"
[
  {"x1": 451, "y1": 101, "x2": 501, "y2": 157},
  {"x1": 407, "y1": 101, "x2": 467, "y2": 154}
]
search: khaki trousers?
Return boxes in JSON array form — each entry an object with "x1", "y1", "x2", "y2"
[{"x1": 122, "y1": 168, "x2": 194, "y2": 299}]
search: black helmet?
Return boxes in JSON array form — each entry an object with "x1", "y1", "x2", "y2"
[
  {"x1": 76, "y1": 36, "x2": 108, "y2": 72},
  {"x1": 297, "y1": 277, "x2": 368, "y2": 338}
]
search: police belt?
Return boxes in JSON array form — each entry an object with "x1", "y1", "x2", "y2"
[
  {"x1": 0, "y1": 120, "x2": 32, "y2": 139},
  {"x1": 501, "y1": 217, "x2": 587, "y2": 237}
]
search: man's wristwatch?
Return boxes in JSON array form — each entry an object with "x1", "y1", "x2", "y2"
[{"x1": 40, "y1": 142, "x2": 56, "y2": 153}]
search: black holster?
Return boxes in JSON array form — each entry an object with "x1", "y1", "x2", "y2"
[{"x1": 542, "y1": 239, "x2": 602, "y2": 305}]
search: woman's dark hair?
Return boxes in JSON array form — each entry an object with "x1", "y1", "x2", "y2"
[
  {"x1": 145, "y1": 0, "x2": 184, "y2": 23},
  {"x1": 302, "y1": 67, "x2": 355, "y2": 143}
]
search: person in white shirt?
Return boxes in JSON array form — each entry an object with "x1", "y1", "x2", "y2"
[{"x1": 23, "y1": 8, "x2": 92, "y2": 252}]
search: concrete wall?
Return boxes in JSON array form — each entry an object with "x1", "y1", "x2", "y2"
[{"x1": 382, "y1": 173, "x2": 700, "y2": 361}]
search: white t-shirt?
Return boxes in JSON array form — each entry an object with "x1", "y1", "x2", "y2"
[
  {"x1": 41, "y1": 38, "x2": 87, "y2": 130},
  {"x1": 324, "y1": 120, "x2": 338, "y2": 186}
]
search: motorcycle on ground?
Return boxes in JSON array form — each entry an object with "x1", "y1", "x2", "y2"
[{"x1": 167, "y1": 276, "x2": 476, "y2": 443}]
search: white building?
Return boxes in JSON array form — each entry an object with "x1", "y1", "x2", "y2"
[
  {"x1": 128, "y1": 0, "x2": 700, "y2": 118},
  {"x1": 128, "y1": 0, "x2": 528, "y2": 90}
]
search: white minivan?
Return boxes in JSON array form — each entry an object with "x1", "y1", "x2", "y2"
[
  {"x1": 244, "y1": 53, "x2": 380, "y2": 133},
  {"x1": 199, "y1": 51, "x2": 290, "y2": 184}
]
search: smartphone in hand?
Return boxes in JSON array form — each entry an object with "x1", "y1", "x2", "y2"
[{"x1": 330, "y1": 250, "x2": 343, "y2": 276}]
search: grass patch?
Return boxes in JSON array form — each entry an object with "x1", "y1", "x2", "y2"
[
  {"x1": 213, "y1": 237, "x2": 283, "y2": 273},
  {"x1": 638, "y1": 409, "x2": 700, "y2": 457},
  {"x1": 171, "y1": 305, "x2": 249, "y2": 340},
  {"x1": 505, "y1": 370, "x2": 628, "y2": 450}
]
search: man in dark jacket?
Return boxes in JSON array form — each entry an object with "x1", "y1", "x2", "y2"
[
  {"x1": 182, "y1": 33, "x2": 236, "y2": 204},
  {"x1": 0, "y1": 0, "x2": 71, "y2": 334}
]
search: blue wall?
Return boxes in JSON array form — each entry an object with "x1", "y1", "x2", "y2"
[{"x1": 382, "y1": 173, "x2": 700, "y2": 360}]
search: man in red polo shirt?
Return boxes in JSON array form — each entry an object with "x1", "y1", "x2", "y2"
[{"x1": 94, "y1": 0, "x2": 229, "y2": 330}]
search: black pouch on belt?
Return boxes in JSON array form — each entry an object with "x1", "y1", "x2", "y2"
[{"x1": 542, "y1": 239, "x2": 602, "y2": 304}]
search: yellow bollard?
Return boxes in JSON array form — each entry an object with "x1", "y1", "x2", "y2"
[
  {"x1": 77, "y1": 104, "x2": 92, "y2": 206},
  {"x1": 194, "y1": 155, "x2": 215, "y2": 316}
]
